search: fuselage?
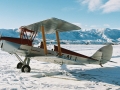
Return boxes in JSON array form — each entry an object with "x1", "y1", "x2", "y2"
[{"x1": 0, "y1": 39, "x2": 100, "y2": 65}]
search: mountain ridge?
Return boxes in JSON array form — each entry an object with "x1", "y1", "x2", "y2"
[{"x1": 0, "y1": 28, "x2": 120, "y2": 44}]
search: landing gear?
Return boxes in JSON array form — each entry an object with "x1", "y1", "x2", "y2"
[
  {"x1": 17, "y1": 62, "x2": 23, "y2": 69},
  {"x1": 99, "y1": 61, "x2": 103, "y2": 67},
  {"x1": 14, "y1": 53, "x2": 31, "y2": 73},
  {"x1": 21, "y1": 65, "x2": 31, "y2": 72},
  {"x1": 100, "y1": 63, "x2": 103, "y2": 67}
]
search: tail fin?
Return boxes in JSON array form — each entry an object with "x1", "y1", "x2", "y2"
[{"x1": 91, "y1": 44, "x2": 113, "y2": 65}]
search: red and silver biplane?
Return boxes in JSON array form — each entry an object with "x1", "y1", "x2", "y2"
[{"x1": 0, "y1": 18, "x2": 113, "y2": 72}]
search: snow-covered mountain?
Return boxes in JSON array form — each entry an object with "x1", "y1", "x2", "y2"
[{"x1": 0, "y1": 28, "x2": 120, "y2": 44}]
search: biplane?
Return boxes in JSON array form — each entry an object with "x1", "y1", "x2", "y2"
[{"x1": 0, "y1": 18, "x2": 113, "y2": 72}]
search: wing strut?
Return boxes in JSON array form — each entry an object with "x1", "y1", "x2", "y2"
[
  {"x1": 56, "y1": 31, "x2": 61, "y2": 56},
  {"x1": 41, "y1": 25, "x2": 47, "y2": 55}
]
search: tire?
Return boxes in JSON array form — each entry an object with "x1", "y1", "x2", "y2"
[
  {"x1": 21, "y1": 65, "x2": 31, "y2": 72},
  {"x1": 17, "y1": 62, "x2": 23, "y2": 69}
]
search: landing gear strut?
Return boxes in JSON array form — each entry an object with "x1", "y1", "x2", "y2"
[{"x1": 15, "y1": 53, "x2": 31, "y2": 73}]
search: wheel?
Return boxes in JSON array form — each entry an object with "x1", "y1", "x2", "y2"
[
  {"x1": 21, "y1": 65, "x2": 31, "y2": 73},
  {"x1": 17, "y1": 62, "x2": 23, "y2": 69}
]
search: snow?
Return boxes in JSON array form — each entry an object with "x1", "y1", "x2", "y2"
[{"x1": 0, "y1": 45, "x2": 120, "y2": 90}]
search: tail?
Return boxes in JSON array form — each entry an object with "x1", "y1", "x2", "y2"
[{"x1": 91, "y1": 44, "x2": 113, "y2": 66}]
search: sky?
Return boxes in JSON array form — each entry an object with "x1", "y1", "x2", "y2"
[{"x1": 0, "y1": 0, "x2": 120, "y2": 30}]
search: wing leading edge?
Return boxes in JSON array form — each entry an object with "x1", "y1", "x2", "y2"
[{"x1": 23, "y1": 17, "x2": 81, "y2": 34}]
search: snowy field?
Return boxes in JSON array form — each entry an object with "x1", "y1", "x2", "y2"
[{"x1": 0, "y1": 45, "x2": 120, "y2": 90}]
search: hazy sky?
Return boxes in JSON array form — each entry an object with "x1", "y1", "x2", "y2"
[{"x1": 0, "y1": 0, "x2": 120, "y2": 29}]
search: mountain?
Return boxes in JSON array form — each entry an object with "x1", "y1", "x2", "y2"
[{"x1": 0, "y1": 28, "x2": 120, "y2": 44}]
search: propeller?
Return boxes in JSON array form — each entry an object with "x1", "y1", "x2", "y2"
[{"x1": 0, "y1": 31, "x2": 2, "y2": 40}]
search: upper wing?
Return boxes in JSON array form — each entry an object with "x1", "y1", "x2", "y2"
[{"x1": 23, "y1": 17, "x2": 81, "y2": 34}]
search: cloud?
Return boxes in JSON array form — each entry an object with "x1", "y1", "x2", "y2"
[
  {"x1": 78, "y1": 0, "x2": 102, "y2": 11},
  {"x1": 100, "y1": 0, "x2": 120, "y2": 13},
  {"x1": 90, "y1": 25, "x2": 97, "y2": 28},
  {"x1": 77, "y1": 0, "x2": 120, "y2": 13},
  {"x1": 85, "y1": 25, "x2": 88, "y2": 27},
  {"x1": 104, "y1": 24, "x2": 110, "y2": 27},
  {"x1": 87, "y1": 0, "x2": 102, "y2": 11},
  {"x1": 73, "y1": 23, "x2": 82, "y2": 27}
]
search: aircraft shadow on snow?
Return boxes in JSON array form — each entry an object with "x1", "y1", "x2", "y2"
[{"x1": 31, "y1": 64, "x2": 120, "y2": 86}]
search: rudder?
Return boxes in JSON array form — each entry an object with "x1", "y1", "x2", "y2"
[{"x1": 91, "y1": 44, "x2": 113, "y2": 65}]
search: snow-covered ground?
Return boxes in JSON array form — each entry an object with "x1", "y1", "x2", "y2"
[{"x1": 0, "y1": 45, "x2": 120, "y2": 90}]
